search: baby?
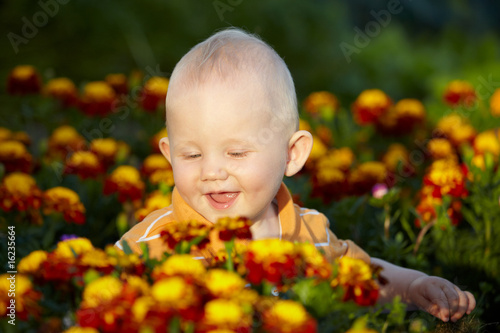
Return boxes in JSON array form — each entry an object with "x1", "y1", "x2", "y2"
[{"x1": 116, "y1": 28, "x2": 475, "y2": 322}]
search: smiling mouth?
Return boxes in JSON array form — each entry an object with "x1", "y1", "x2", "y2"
[{"x1": 206, "y1": 192, "x2": 239, "y2": 209}]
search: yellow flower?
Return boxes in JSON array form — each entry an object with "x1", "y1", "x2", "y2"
[
  {"x1": 0, "y1": 172, "x2": 42, "y2": 212},
  {"x1": 79, "y1": 81, "x2": 117, "y2": 116},
  {"x1": 0, "y1": 274, "x2": 41, "y2": 317},
  {"x1": 443, "y1": 80, "x2": 476, "y2": 107},
  {"x1": 352, "y1": 89, "x2": 392, "y2": 125},
  {"x1": 151, "y1": 128, "x2": 168, "y2": 153},
  {"x1": 152, "y1": 254, "x2": 206, "y2": 280},
  {"x1": 203, "y1": 299, "x2": 247, "y2": 327},
  {"x1": 48, "y1": 125, "x2": 86, "y2": 159},
  {"x1": 490, "y1": 88, "x2": 500, "y2": 117},
  {"x1": 54, "y1": 237, "x2": 94, "y2": 260},
  {"x1": 82, "y1": 276, "x2": 123, "y2": 308},
  {"x1": 348, "y1": 161, "x2": 387, "y2": 194},
  {"x1": 473, "y1": 130, "x2": 500, "y2": 157},
  {"x1": 307, "y1": 135, "x2": 328, "y2": 164},
  {"x1": 141, "y1": 77, "x2": 169, "y2": 111},
  {"x1": 149, "y1": 169, "x2": 175, "y2": 186},
  {"x1": 317, "y1": 147, "x2": 355, "y2": 172},
  {"x1": 0, "y1": 128, "x2": 12, "y2": 142},
  {"x1": 141, "y1": 154, "x2": 172, "y2": 177},
  {"x1": 332, "y1": 257, "x2": 372, "y2": 286},
  {"x1": 436, "y1": 114, "x2": 476, "y2": 147},
  {"x1": 382, "y1": 144, "x2": 409, "y2": 172},
  {"x1": 135, "y1": 190, "x2": 172, "y2": 222},
  {"x1": 427, "y1": 138, "x2": 455, "y2": 160},
  {"x1": 0, "y1": 140, "x2": 32, "y2": 173},
  {"x1": 204, "y1": 269, "x2": 246, "y2": 298},
  {"x1": 105, "y1": 73, "x2": 128, "y2": 95},
  {"x1": 151, "y1": 276, "x2": 198, "y2": 309},
  {"x1": 63, "y1": 327, "x2": 100, "y2": 333},
  {"x1": 90, "y1": 138, "x2": 119, "y2": 164},
  {"x1": 80, "y1": 248, "x2": 113, "y2": 268},
  {"x1": 376, "y1": 98, "x2": 425, "y2": 135},
  {"x1": 65, "y1": 151, "x2": 103, "y2": 179},
  {"x1": 298, "y1": 118, "x2": 312, "y2": 132},
  {"x1": 303, "y1": 91, "x2": 339, "y2": 119},
  {"x1": 7, "y1": 65, "x2": 41, "y2": 95},
  {"x1": 263, "y1": 300, "x2": 316, "y2": 333},
  {"x1": 43, "y1": 187, "x2": 86, "y2": 224},
  {"x1": 44, "y1": 77, "x2": 78, "y2": 106},
  {"x1": 104, "y1": 165, "x2": 145, "y2": 202},
  {"x1": 132, "y1": 296, "x2": 155, "y2": 322},
  {"x1": 18, "y1": 250, "x2": 48, "y2": 274},
  {"x1": 247, "y1": 239, "x2": 295, "y2": 263},
  {"x1": 315, "y1": 167, "x2": 345, "y2": 186}
]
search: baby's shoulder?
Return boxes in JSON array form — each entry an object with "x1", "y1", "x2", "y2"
[{"x1": 294, "y1": 204, "x2": 330, "y2": 227}]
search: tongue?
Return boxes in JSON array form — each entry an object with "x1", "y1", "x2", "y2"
[{"x1": 210, "y1": 192, "x2": 237, "y2": 203}]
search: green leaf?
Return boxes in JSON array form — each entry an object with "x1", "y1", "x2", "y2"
[{"x1": 121, "y1": 240, "x2": 133, "y2": 255}]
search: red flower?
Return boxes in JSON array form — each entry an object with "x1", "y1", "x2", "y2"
[
  {"x1": 443, "y1": 80, "x2": 476, "y2": 107},
  {"x1": 140, "y1": 77, "x2": 169, "y2": 111},
  {"x1": 7, "y1": 65, "x2": 41, "y2": 95},
  {"x1": 214, "y1": 216, "x2": 253, "y2": 241},
  {"x1": 351, "y1": 89, "x2": 392, "y2": 125}
]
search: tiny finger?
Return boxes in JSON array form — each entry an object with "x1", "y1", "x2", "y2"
[{"x1": 449, "y1": 287, "x2": 468, "y2": 322}]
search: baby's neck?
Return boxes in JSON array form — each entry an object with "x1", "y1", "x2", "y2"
[{"x1": 249, "y1": 201, "x2": 281, "y2": 240}]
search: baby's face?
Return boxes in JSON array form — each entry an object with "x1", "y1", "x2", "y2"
[{"x1": 162, "y1": 77, "x2": 289, "y2": 224}]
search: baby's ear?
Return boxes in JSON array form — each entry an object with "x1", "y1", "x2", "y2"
[
  {"x1": 159, "y1": 137, "x2": 172, "y2": 164},
  {"x1": 285, "y1": 130, "x2": 313, "y2": 177}
]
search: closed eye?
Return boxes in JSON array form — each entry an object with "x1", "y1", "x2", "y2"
[
  {"x1": 228, "y1": 151, "x2": 248, "y2": 158},
  {"x1": 184, "y1": 154, "x2": 201, "y2": 159}
]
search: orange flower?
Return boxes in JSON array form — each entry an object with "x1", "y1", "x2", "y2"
[
  {"x1": 351, "y1": 89, "x2": 392, "y2": 125},
  {"x1": 317, "y1": 147, "x2": 355, "y2": 172},
  {"x1": 104, "y1": 166, "x2": 145, "y2": 202},
  {"x1": 0, "y1": 172, "x2": 42, "y2": 212},
  {"x1": 43, "y1": 187, "x2": 86, "y2": 224},
  {"x1": 44, "y1": 77, "x2": 78, "y2": 107},
  {"x1": 436, "y1": 114, "x2": 476, "y2": 147},
  {"x1": 443, "y1": 80, "x2": 476, "y2": 107},
  {"x1": 65, "y1": 151, "x2": 104, "y2": 179},
  {"x1": 348, "y1": 161, "x2": 387, "y2": 196},
  {"x1": 382, "y1": 144, "x2": 409, "y2": 172},
  {"x1": 490, "y1": 88, "x2": 500, "y2": 117},
  {"x1": 135, "y1": 190, "x2": 172, "y2": 222},
  {"x1": 330, "y1": 257, "x2": 379, "y2": 306},
  {"x1": 150, "y1": 128, "x2": 168, "y2": 153},
  {"x1": 427, "y1": 138, "x2": 456, "y2": 160},
  {"x1": 79, "y1": 81, "x2": 117, "y2": 116},
  {"x1": 7, "y1": 65, "x2": 41, "y2": 95},
  {"x1": 200, "y1": 299, "x2": 252, "y2": 332},
  {"x1": 0, "y1": 140, "x2": 32, "y2": 173},
  {"x1": 203, "y1": 269, "x2": 247, "y2": 298},
  {"x1": 423, "y1": 159, "x2": 468, "y2": 198},
  {"x1": 262, "y1": 300, "x2": 317, "y2": 333},
  {"x1": 105, "y1": 73, "x2": 128, "y2": 95},
  {"x1": 48, "y1": 125, "x2": 86, "y2": 159},
  {"x1": 415, "y1": 187, "x2": 462, "y2": 227},
  {"x1": 160, "y1": 220, "x2": 212, "y2": 252},
  {"x1": 303, "y1": 91, "x2": 339, "y2": 119},
  {"x1": 0, "y1": 274, "x2": 42, "y2": 320},
  {"x1": 141, "y1": 76, "x2": 169, "y2": 111},
  {"x1": 90, "y1": 138, "x2": 120, "y2": 167},
  {"x1": 376, "y1": 98, "x2": 425, "y2": 135},
  {"x1": 473, "y1": 130, "x2": 500, "y2": 158},
  {"x1": 141, "y1": 153, "x2": 172, "y2": 177},
  {"x1": 214, "y1": 216, "x2": 253, "y2": 241},
  {"x1": 152, "y1": 254, "x2": 206, "y2": 281}
]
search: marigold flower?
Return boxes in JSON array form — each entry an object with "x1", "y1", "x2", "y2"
[
  {"x1": 149, "y1": 169, "x2": 175, "y2": 186},
  {"x1": 63, "y1": 328, "x2": 100, "y2": 333},
  {"x1": 105, "y1": 245, "x2": 145, "y2": 276},
  {"x1": 490, "y1": 88, "x2": 500, "y2": 117},
  {"x1": 427, "y1": 138, "x2": 455, "y2": 160},
  {"x1": 214, "y1": 216, "x2": 253, "y2": 241},
  {"x1": 43, "y1": 187, "x2": 86, "y2": 224},
  {"x1": 303, "y1": 91, "x2": 339, "y2": 119},
  {"x1": 65, "y1": 151, "x2": 104, "y2": 179},
  {"x1": 0, "y1": 128, "x2": 31, "y2": 145},
  {"x1": 415, "y1": 188, "x2": 462, "y2": 227},
  {"x1": 89, "y1": 138, "x2": 119, "y2": 167},
  {"x1": 160, "y1": 220, "x2": 212, "y2": 252},
  {"x1": 423, "y1": 159, "x2": 468, "y2": 198},
  {"x1": 0, "y1": 274, "x2": 42, "y2": 320},
  {"x1": 204, "y1": 269, "x2": 247, "y2": 298},
  {"x1": 0, "y1": 128, "x2": 12, "y2": 142},
  {"x1": 150, "y1": 128, "x2": 168, "y2": 153},
  {"x1": 79, "y1": 81, "x2": 117, "y2": 116},
  {"x1": 152, "y1": 254, "x2": 206, "y2": 281},
  {"x1": 7, "y1": 65, "x2": 42, "y2": 95},
  {"x1": 348, "y1": 161, "x2": 387, "y2": 196},
  {"x1": 201, "y1": 299, "x2": 252, "y2": 332},
  {"x1": 299, "y1": 118, "x2": 312, "y2": 132},
  {"x1": 48, "y1": 125, "x2": 86, "y2": 159},
  {"x1": 473, "y1": 130, "x2": 500, "y2": 158},
  {"x1": 105, "y1": 73, "x2": 128, "y2": 95},
  {"x1": 44, "y1": 77, "x2": 78, "y2": 107},
  {"x1": 0, "y1": 172, "x2": 42, "y2": 212},
  {"x1": 141, "y1": 153, "x2": 172, "y2": 177},
  {"x1": 244, "y1": 239, "x2": 297, "y2": 286},
  {"x1": 141, "y1": 76, "x2": 169, "y2": 111},
  {"x1": 0, "y1": 140, "x2": 33, "y2": 173},
  {"x1": 151, "y1": 276, "x2": 200, "y2": 311},
  {"x1": 54, "y1": 237, "x2": 94, "y2": 260},
  {"x1": 381, "y1": 143, "x2": 409, "y2": 173},
  {"x1": 331, "y1": 257, "x2": 379, "y2": 306},
  {"x1": 376, "y1": 98, "x2": 425, "y2": 135},
  {"x1": 311, "y1": 167, "x2": 347, "y2": 203},
  {"x1": 79, "y1": 248, "x2": 114, "y2": 273},
  {"x1": 18, "y1": 250, "x2": 48, "y2": 274},
  {"x1": 443, "y1": 80, "x2": 476, "y2": 107},
  {"x1": 352, "y1": 89, "x2": 392, "y2": 125},
  {"x1": 104, "y1": 165, "x2": 145, "y2": 202},
  {"x1": 305, "y1": 135, "x2": 328, "y2": 169},
  {"x1": 436, "y1": 114, "x2": 476, "y2": 147},
  {"x1": 262, "y1": 300, "x2": 317, "y2": 333},
  {"x1": 295, "y1": 243, "x2": 332, "y2": 280},
  {"x1": 135, "y1": 190, "x2": 172, "y2": 222},
  {"x1": 317, "y1": 147, "x2": 355, "y2": 172},
  {"x1": 81, "y1": 276, "x2": 123, "y2": 308}
]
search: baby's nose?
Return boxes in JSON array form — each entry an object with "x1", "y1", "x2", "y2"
[{"x1": 200, "y1": 156, "x2": 229, "y2": 181}]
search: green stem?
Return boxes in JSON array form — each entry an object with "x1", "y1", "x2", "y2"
[
  {"x1": 413, "y1": 219, "x2": 436, "y2": 255},
  {"x1": 224, "y1": 239, "x2": 235, "y2": 272},
  {"x1": 383, "y1": 203, "x2": 390, "y2": 240}
]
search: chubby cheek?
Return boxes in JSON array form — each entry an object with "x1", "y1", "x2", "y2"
[{"x1": 172, "y1": 163, "x2": 198, "y2": 193}]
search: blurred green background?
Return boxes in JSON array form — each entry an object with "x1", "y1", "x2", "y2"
[{"x1": 2, "y1": 0, "x2": 500, "y2": 107}]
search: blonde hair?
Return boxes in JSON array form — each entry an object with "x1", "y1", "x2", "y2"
[{"x1": 165, "y1": 28, "x2": 299, "y2": 137}]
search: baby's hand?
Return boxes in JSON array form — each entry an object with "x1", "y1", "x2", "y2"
[{"x1": 408, "y1": 276, "x2": 476, "y2": 322}]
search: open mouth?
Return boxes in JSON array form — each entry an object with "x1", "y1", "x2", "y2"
[{"x1": 206, "y1": 192, "x2": 239, "y2": 209}]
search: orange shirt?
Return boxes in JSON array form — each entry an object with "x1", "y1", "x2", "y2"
[{"x1": 115, "y1": 183, "x2": 370, "y2": 265}]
